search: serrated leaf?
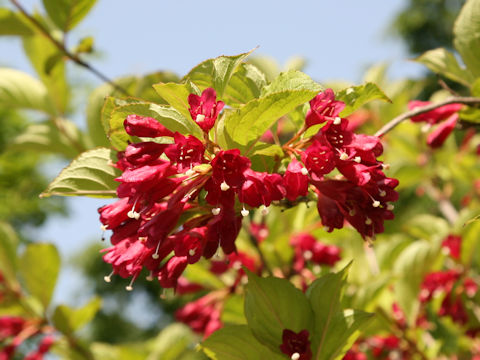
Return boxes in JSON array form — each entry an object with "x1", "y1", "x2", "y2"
[
  {"x1": 244, "y1": 272, "x2": 314, "y2": 353},
  {"x1": 152, "y1": 82, "x2": 193, "y2": 120},
  {"x1": 393, "y1": 240, "x2": 440, "y2": 325},
  {"x1": 0, "y1": 68, "x2": 56, "y2": 114},
  {"x1": 41, "y1": 147, "x2": 120, "y2": 198},
  {"x1": 224, "y1": 63, "x2": 267, "y2": 106},
  {"x1": 261, "y1": 70, "x2": 322, "y2": 96},
  {"x1": 200, "y1": 325, "x2": 284, "y2": 360},
  {"x1": 0, "y1": 9, "x2": 34, "y2": 36},
  {"x1": 184, "y1": 51, "x2": 253, "y2": 97},
  {"x1": 415, "y1": 48, "x2": 474, "y2": 87},
  {"x1": 43, "y1": 0, "x2": 97, "y2": 31},
  {"x1": 11, "y1": 118, "x2": 86, "y2": 158},
  {"x1": 224, "y1": 90, "x2": 318, "y2": 153},
  {"x1": 53, "y1": 297, "x2": 101, "y2": 335},
  {"x1": 337, "y1": 83, "x2": 391, "y2": 117},
  {"x1": 306, "y1": 263, "x2": 350, "y2": 356},
  {"x1": 454, "y1": 0, "x2": 480, "y2": 77},
  {"x1": 108, "y1": 103, "x2": 201, "y2": 150},
  {"x1": 19, "y1": 243, "x2": 60, "y2": 309}
]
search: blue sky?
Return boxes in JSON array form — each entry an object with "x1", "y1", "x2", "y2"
[{"x1": 1, "y1": 0, "x2": 425, "y2": 305}]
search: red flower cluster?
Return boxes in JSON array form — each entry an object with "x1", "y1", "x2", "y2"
[
  {"x1": 99, "y1": 88, "x2": 398, "y2": 290},
  {"x1": 408, "y1": 101, "x2": 463, "y2": 148},
  {"x1": 343, "y1": 335, "x2": 406, "y2": 360},
  {"x1": 420, "y1": 269, "x2": 478, "y2": 325},
  {"x1": 290, "y1": 233, "x2": 341, "y2": 272},
  {"x1": 0, "y1": 316, "x2": 54, "y2": 360}
]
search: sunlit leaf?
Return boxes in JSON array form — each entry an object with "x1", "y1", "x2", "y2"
[
  {"x1": 0, "y1": 9, "x2": 34, "y2": 36},
  {"x1": 53, "y1": 297, "x2": 102, "y2": 335},
  {"x1": 453, "y1": 0, "x2": 480, "y2": 77},
  {"x1": 43, "y1": 0, "x2": 97, "y2": 31}
]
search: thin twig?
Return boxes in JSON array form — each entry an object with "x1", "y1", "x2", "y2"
[
  {"x1": 10, "y1": 0, "x2": 130, "y2": 96},
  {"x1": 375, "y1": 97, "x2": 480, "y2": 138}
]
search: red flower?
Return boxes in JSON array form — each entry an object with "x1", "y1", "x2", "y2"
[
  {"x1": 124, "y1": 142, "x2": 167, "y2": 166},
  {"x1": 409, "y1": 101, "x2": 462, "y2": 124},
  {"x1": 157, "y1": 256, "x2": 188, "y2": 289},
  {"x1": 188, "y1": 88, "x2": 224, "y2": 132},
  {"x1": 284, "y1": 159, "x2": 309, "y2": 201},
  {"x1": 426, "y1": 113, "x2": 458, "y2": 148},
  {"x1": 279, "y1": 329, "x2": 312, "y2": 360},
  {"x1": 176, "y1": 295, "x2": 222, "y2": 338},
  {"x1": 290, "y1": 233, "x2": 341, "y2": 271},
  {"x1": 301, "y1": 140, "x2": 335, "y2": 180},
  {"x1": 164, "y1": 132, "x2": 205, "y2": 172},
  {"x1": 305, "y1": 89, "x2": 345, "y2": 128},
  {"x1": 124, "y1": 114, "x2": 174, "y2": 137},
  {"x1": 441, "y1": 234, "x2": 462, "y2": 259}
]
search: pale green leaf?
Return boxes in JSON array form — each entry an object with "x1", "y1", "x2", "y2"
[
  {"x1": 224, "y1": 63, "x2": 267, "y2": 106},
  {"x1": 261, "y1": 70, "x2": 322, "y2": 96},
  {"x1": 152, "y1": 82, "x2": 193, "y2": 120},
  {"x1": 337, "y1": 82, "x2": 391, "y2": 117},
  {"x1": 184, "y1": 51, "x2": 254, "y2": 97},
  {"x1": 19, "y1": 243, "x2": 60, "y2": 309},
  {"x1": 200, "y1": 325, "x2": 284, "y2": 360},
  {"x1": 224, "y1": 90, "x2": 318, "y2": 153},
  {"x1": 41, "y1": 147, "x2": 120, "y2": 198},
  {"x1": 43, "y1": 0, "x2": 97, "y2": 31},
  {"x1": 0, "y1": 9, "x2": 34, "y2": 36},
  {"x1": 454, "y1": 0, "x2": 480, "y2": 77},
  {"x1": 0, "y1": 68, "x2": 56, "y2": 114},
  {"x1": 415, "y1": 48, "x2": 474, "y2": 87},
  {"x1": 244, "y1": 272, "x2": 314, "y2": 353},
  {"x1": 53, "y1": 297, "x2": 102, "y2": 335}
]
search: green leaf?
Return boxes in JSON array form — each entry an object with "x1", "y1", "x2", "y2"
[
  {"x1": 53, "y1": 297, "x2": 102, "y2": 335},
  {"x1": 415, "y1": 48, "x2": 474, "y2": 87},
  {"x1": 244, "y1": 272, "x2": 314, "y2": 353},
  {"x1": 454, "y1": 0, "x2": 480, "y2": 77},
  {"x1": 41, "y1": 147, "x2": 120, "y2": 198},
  {"x1": 201, "y1": 325, "x2": 284, "y2": 360},
  {"x1": 224, "y1": 63, "x2": 267, "y2": 106},
  {"x1": 261, "y1": 70, "x2": 322, "y2": 96},
  {"x1": 0, "y1": 68, "x2": 56, "y2": 114},
  {"x1": 11, "y1": 118, "x2": 87, "y2": 158},
  {"x1": 19, "y1": 243, "x2": 60, "y2": 309},
  {"x1": 152, "y1": 82, "x2": 193, "y2": 120},
  {"x1": 394, "y1": 240, "x2": 440, "y2": 325},
  {"x1": 23, "y1": 28, "x2": 69, "y2": 113},
  {"x1": 183, "y1": 262, "x2": 225, "y2": 290},
  {"x1": 337, "y1": 83, "x2": 391, "y2": 117},
  {"x1": 43, "y1": 0, "x2": 97, "y2": 31},
  {"x1": 0, "y1": 9, "x2": 34, "y2": 36},
  {"x1": 147, "y1": 323, "x2": 206, "y2": 360},
  {"x1": 224, "y1": 90, "x2": 318, "y2": 153},
  {"x1": 108, "y1": 103, "x2": 201, "y2": 150},
  {"x1": 0, "y1": 222, "x2": 19, "y2": 284},
  {"x1": 306, "y1": 263, "x2": 349, "y2": 355},
  {"x1": 184, "y1": 51, "x2": 254, "y2": 97}
]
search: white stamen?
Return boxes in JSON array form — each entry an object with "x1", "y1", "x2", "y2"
[
  {"x1": 146, "y1": 272, "x2": 154, "y2": 281},
  {"x1": 333, "y1": 117, "x2": 342, "y2": 125},
  {"x1": 220, "y1": 181, "x2": 230, "y2": 191},
  {"x1": 261, "y1": 206, "x2": 269, "y2": 215},
  {"x1": 212, "y1": 207, "x2": 221, "y2": 215},
  {"x1": 185, "y1": 168, "x2": 195, "y2": 176},
  {"x1": 339, "y1": 152, "x2": 349, "y2": 161},
  {"x1": 196, "y1": 114, "x2": 205, "y2": 123},
  {"x1": 324, "y1": 226, "x2": 332, "y2": 232},
  {"x1": 104, "y1": 272, "x2": 113, "y2": 283},
  {"x1": 304, "y1": 250, "x2": 313, "y2": 260},
  {"x1": 372, "y1": 200, "x2": 380, "y2": 207},
  {"x1": 241, "y1": 208, "x2": 250, "y2": 217},
  {"x1": 291, "y1": 353, "x2": 301, "y2": 360},
  {"x1": 100, "y1": 225, "x2": 108, "y2": 231},
  {"x1": 387, "y1": 204, "x2": 394, "y2": 211},
  {"x1": 301, "y1": 167, "x2": 308, "y2": 176},
  {"x1": 365, "y1": 218, "x2": 372, "y2": 225},
  {"x1": 382, "y1": 163, "x2": 390, "y2": 170},
  {"x1": 188, "y1": 249, "x2": 196, "y2": 256},
  {"x1": 152, "y1": 253, "x2": 160, "y2": 259},
  {"x1": 138, "y1": 236, "x2": 147, "y2": 241},
  {"x1": 379, "y1": 190, "x2": 386, "y2": 197},
  {"x1": 354, "y1": 156, "x2": 361, "y2": 163},
  {"x1": 125, "y1": 278, "x2": 135, "y2": 291}
]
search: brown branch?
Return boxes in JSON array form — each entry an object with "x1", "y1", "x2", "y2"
[
  {"x1": 375, "y1": 97, "x2": 480, "y2": 138},
  {"x1": 10, "y1": 0, "x2": 130, "y2": 97}
]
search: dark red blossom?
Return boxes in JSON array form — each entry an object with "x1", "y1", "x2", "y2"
[
  {"x1": 408, "y1": 101, "x2": 462, "y2": 124},
  {"x1": 441, "y1": 234, "x2": 462, "y2": 259},
  {"x1": 124, "y1": 142, "x2": 167, "y2": 166},
  {"x1": 284, "y1": 159, "x2": 309, "y2": 201},
  {"x1": 124, "y1": 114, "x2": 174, "y2": 137},
  {"x1": 301, "y1": 140, "x2": 335, "y2": 180},
  {"x1": 426, "y1": 113, "x2": 458, "y2": 148},
  {"x1": 157, "y1": 256, "x2": 189, "y2": 289},
  {"x1": 175, "y1": 295, "x2": 222, "y2": 338},
  {"x1": 279, "y1": 329, "x2": 312, "y2": 360},
  {"x1": 290, "y1": 233, "x2": 341, "y2": 271},
  {"x1": 188, "y1": 88, "x2": 224, "y2": 132},
  {"x1": 164, "y1": 132, "x2": 205, "y2": 172},
  {"x1": 305, "y1": 89, "x2": 345, "y2": 128}
]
